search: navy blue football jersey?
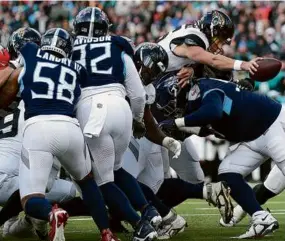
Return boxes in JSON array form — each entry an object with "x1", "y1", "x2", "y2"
[
  {"x1": 71, "y1": 35, "x2": 134, "y2": 88},
  {"x1": 19, "y1": 43, "x2": 86, "y2": 120},
  {"x1": 0, "y1": 98, "x2": 21, "y2": 138},
  {"x1": 186, "y1": 78, "x2": 282, "y2": 142}
]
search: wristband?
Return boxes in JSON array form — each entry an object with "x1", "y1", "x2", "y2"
[
  {"x1": 233, "y1": 60, "x2": 243, "y2": 71},
  {"x1": 174, "y1": 118, "x2": 185, "y2": 128}
]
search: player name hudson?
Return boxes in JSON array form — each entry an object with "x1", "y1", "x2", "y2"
[{"x1": 36, "y1": 49, "x2": 82, "y2": 72}]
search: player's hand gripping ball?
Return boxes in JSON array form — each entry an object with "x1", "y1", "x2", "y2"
[{"x1": 249, "y1": 58, "x2": 282, "y2": 82}]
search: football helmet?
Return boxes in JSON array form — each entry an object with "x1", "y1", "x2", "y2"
[
  {"x1": 41, "y1": 28, "x2": 73, "y2": 58},
  {"x1": 154, "y1": 72, "x2": 185, "y2": 118},
  {"x1": 7, "y1": 27, "x2": 41, "y2": 60},
  {"x1": 197, "y1": 10, "x2": 234, "y2": 54},
  {"x1": 134, "y1": 42, "x2": 168, "y2": 85},
  {"x1": 73, "y1": 7, "x2": 110, "y2": 37}
]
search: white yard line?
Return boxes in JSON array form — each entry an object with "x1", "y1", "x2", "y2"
[
  {"x1": 194, "y1": 207, "x2": 285, "y2": 211},
  {"x1": 182, "y1": 201, "x2": 285, "y2": 205},
  {"x1": 69, "y1": 211, "x2": 285, "y2": 222}
]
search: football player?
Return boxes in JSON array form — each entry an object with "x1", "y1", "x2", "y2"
[
  {"x1": 72, "y1": 7, "x2": 161, "y2": 241},
  {"x1": 0, "y1": 28, "x2": 76, "y2": 240},
  {"x1": 16, "y1": 28, "x2": 117, "y2": 241},
  {"x1": 157, "y1": 10, "x2": 260, "y2": 81},
  {"x1": 130, "y1": 44, "x2": 234, "y2": 225},
  {"x1": 121, "y1": 43, "x2": 188, "y2": 239},
  {"x1": 158, "y1": 74, "x2": 282, "y2": 238}
]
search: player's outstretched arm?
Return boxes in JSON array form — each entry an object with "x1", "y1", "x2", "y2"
[
  {"x1": 159, "y1": 90, "x2": 223, "y2": 137},
  {"x1": 123, "y1": 53, "x2": 146, "y2": 122},
  {"x1": 174, "y1": 44, "x2": 261, "y2": 75}
]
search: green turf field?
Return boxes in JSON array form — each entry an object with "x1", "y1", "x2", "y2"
[{"x1": 3, "y1": 191, "x2": 285, "y2": 241}]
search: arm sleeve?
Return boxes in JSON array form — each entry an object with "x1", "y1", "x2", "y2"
[
  {"x1": 184, "y1": 91, "x2": 224, "y2": 126},
  {"x1": 123, "y1": 53, "x2": 146, "y2": 122}
]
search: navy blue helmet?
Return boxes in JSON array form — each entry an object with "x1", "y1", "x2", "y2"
[
  {"x1": 7, "y1": 27, "x2": 41, "y2": 59},
  {"x1": 134, "y1": 42, "x2": 168, "y2": 85},
  {"x1": 41, "y1": 28, "x2": 73, "y2": 58},
  {"x1": 154, "y1": 72, "x2": 186, "y2": 118},
  {"x1": 197, "y1": 10, "x2": 234, "y2": 54},
  {"x1": 73, "y1": 7, "x2": 110, "y2": 37}
]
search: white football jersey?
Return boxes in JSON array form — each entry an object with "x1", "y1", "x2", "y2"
[{"x1": 158, "y1": 24, "x2": 209, "y2": 72}]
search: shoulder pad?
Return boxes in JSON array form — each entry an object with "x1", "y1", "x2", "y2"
[
  {"x1": 112, "y1": 35, "x2": 134, "y2": 57},
  {"x1": 184, "y1": 28, "x2": 209, "y2": 50}
]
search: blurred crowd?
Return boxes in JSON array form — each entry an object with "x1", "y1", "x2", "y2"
[{"x1": 1, "y1": 0, "x2": 285, "y2": 97}]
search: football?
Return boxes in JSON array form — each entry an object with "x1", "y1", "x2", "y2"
[
  {"x1": 249, "y1": 58, "x2": 282, "y2": 82},
  {"x1": 0, "y1": 67, "x2": 21, "y2": 109}
]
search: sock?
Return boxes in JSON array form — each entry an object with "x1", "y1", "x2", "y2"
[
  {"x1": 139, "y1": 182, "x2": 170, "y2": 217},
  {"x1": 219, "y1": 173, "x2": 262, "y2": 216},
  {"x1": 157, "y1": 178, "x2": 204, "y2": 208},
  {"x1": 253, "y1": 183, "x2": 276, "y2": 205},
  {"x1": 0, "y1": 190, "x2": 23, "y2": 226},
  {"x1": 114, "y1": 168, "x2": 148, "y2": 211},
  {"x1": 101, "y1": 182, "x2": 140, "y2": 226},
  {"x1": 58, "y1": 197, "x2": 90, "y2": 216},
  {"x1": 25, "y1": 197, "x2": 51, "y2": 221},
  {"x1": 76, "y1": 177, "x2": 109, "y2": 231}
]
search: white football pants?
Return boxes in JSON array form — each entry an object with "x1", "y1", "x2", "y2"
[
  {"x1": 76, "y1": 94, "x2": 132, "y2": 186},
  {"x1": 20, "y1": 119, "x2": 91, "y2": 199},
  {"x1": 219, "y1": 107, "x2": 285, "y2": 177}
]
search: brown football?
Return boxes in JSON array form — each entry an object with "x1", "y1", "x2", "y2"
[
  {"x1": 0, "y1": 67, "x2": 22, "y2": 109},
  {"x1": 249, "y1": 58, "x2": 282, "y2": 82}
]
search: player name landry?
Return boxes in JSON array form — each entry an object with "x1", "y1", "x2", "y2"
[
  {"x1": 36, "y1": 49, "x2": 82, "y2": 72},
  {"x1": 74, "y1": 35, "x2": 111, "y2": 45}
]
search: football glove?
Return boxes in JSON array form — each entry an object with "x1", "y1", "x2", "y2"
[
  {"x1": 133, "y1": 119, "x2": 146, "y2": 139},
  {"x1": 162, "y1": 137, "x2": 181, "y2": 158}
]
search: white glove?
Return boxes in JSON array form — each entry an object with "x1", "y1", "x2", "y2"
[
  {"x1": 162, "y1": 137, "x2": 181, "y2": 159},
  {"x1": 9, "y1": 55, "x2": 23, "y2": 69}
]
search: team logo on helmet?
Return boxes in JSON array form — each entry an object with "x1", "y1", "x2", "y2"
[
  {"x1": 17, "y1": 28, "x2": 26, "y2": 38},
  {"x1": 212, "y1": 11, "x2": 225, "y2": 27},
  {"x1": 165, "y1": 76, "x2": 181, "y2": 96}
]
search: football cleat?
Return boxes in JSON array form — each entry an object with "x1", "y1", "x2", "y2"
[
  {"x1": 206, "y1": 182, "x2": 234, "y2": 224},
  {"x1": 157, "y1": 211, "x2": 187, "y2": 240},
  {"x1": 2, "y1": 216, "x2": 33, "y2": 238},
  {"x1": 141, "y1": 205, "x2": 162, "y2": 229},
  {"x1": 220, "y1": 205, "x2": 247, "y2": 227},
  {"x1": 100, "y1": 229, "x2": 120, "y2": 241},
  {"x1": 49, "y1": 204, "x2": 69, "y2": 241},
  {"x1": 238, "y1": 210, "x2": 279, "y2": 239},
  {"x1": 133, "y1": 219, "x2": 157, "y2": 241}
]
